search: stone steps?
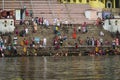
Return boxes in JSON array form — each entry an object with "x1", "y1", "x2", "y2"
[{"x1": 14, "y1": 24, "x2": 113, "y2": 46}]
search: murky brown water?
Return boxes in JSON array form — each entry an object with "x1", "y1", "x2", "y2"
[{"x1": 0, "y1": 56, "x2": 120, "y2": 80}]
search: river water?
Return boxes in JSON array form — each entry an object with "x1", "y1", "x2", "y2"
[{"x1": 0, "y1": 56, "x2": 120, "y2": 80}]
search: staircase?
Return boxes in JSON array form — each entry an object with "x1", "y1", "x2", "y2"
[
  {"x1": 0, "y1": 0, "x2": 99, "y2": 25},
  {"x1": 15, "y1": 24, "x2": 113, "y2": 47},
  {"x1": 31, "y1": 0, "x2": 94, "y2": 25}
]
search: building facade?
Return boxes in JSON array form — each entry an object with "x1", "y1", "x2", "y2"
[{"x1": 59, "y1": 0, "x2": 120, "y2": 8}]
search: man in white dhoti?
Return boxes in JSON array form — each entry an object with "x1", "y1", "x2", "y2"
[{"x1": 43, "y1": 38, "x2": 47, "y2": 48}]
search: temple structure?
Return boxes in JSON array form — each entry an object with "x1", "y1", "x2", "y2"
[{"x1": 59, "y1": 0, "x2": 120, "y2": 8}]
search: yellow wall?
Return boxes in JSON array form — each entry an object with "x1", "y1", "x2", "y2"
[
  {"x1": 60, "y1": 0, "x2": 87, "y2": 4},
  {"x1": 82, "y1": 0, "x2": 87, "y2": 4},
  {"x1": 89, "y1": 0, "x2": 105, "y2": 8},
  {"x1": 60, "y1": 0, "x2": 116, "y2": 8}
]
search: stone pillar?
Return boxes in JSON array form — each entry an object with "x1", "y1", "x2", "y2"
[
  {"x1": 62, "y1": 0, "x2": 66, "y2": 3},
  {"x1": 113, "y1": 0, "x2": 115, "y2": 8},
  {"x1": 70, "y1": 0, "x2": 74, "y2": 3},
  {"x1": 103, "y1": 0, "x2": 105, "y2": 3},
  {"x1": 76, "y1": 0, "x2": 80, "y2": 3},
  {"x1": 119, "y1": 0, "x2": 120, "y2": 8},
  {"x1": 2, "y1": 0, "x2": 4, "y2": 10},
  {"x1": 82, "y1": 0, "x2": 87, "y2": 4}
]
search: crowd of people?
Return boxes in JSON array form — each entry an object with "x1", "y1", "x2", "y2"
[{"x1": 0, "y1": 16, "x2": 120, "y2": 57}]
